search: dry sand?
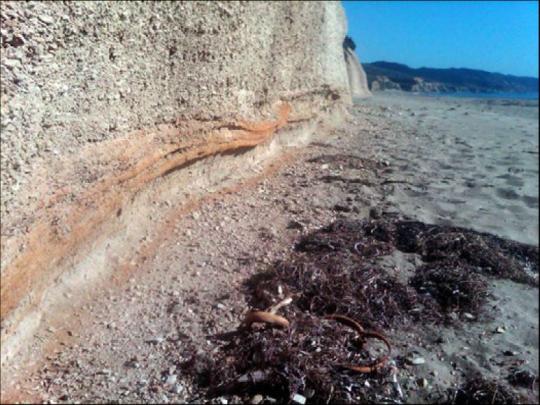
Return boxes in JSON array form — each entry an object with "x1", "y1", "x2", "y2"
[
  {"x1": 361, "y1": 92, "x2": 539, "y2": 246},
  {"x1": 1, "y1": 93, "x2": 538, "y2": 404}
]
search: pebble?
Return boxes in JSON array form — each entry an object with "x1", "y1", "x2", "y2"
[
  {"x1": 3, "y1": 58, "x2": 22, "y2": 69},
  {"x1": 37, "y1": 14, "x2": 55, "y2": 24},
  {"x1": 409, "y1": 357, "x2": 426, "y2": 365},
  {"x1": 495, "y1": 326, "x2": 506, "y2": 334},
  {"x1": 463, "y1": 312, "x2": 475, "y2": 320},
  {"x1": 287, "y1": 220, "x2": 304, "y2": 230},
  {"x1": 369, "y1": 207, "x2": 381, "y2": 219},
  {"x1": 417, "y1": 378, "x2": 428, "y2": 388},
  {"x1": 292, "y1": 394, "x2": 306, "y2": 404},
  {"x1": 171, "y1": 383, "x2": 184, "y2": 394},
  {"x1": 503, "y1": 350, "x2": 517, "y2": 356},
  {"x1": 165, "y1": 374, "x2": 177, "y2": 386},
  {"x1": 250, "y1": 394, "x2": 264, "y2": 404}
]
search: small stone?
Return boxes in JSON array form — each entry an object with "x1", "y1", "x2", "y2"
[
  {"x1": 292, "y1": 394, "x2": 306, "y2": 405},
  {"x1": 250, "y1": 394, "x2": 264, "y2": 404},
  {"x1": 369, "y1": 207, "x2": 381, "y2": 219},
  {"x1": 448, "y1": 312, "x2": 459, "y2": 321},
  {"x1": 219, "y1": 398, "x2": 228, "y2": 405},
  {"x1": 495, "y1": 326, "x2": 506, "y2": 334},
  {"x1": 172, "y1": 383, "x2": 184, "y2": 394},
  {"x1": 38, "y1": 14, "x2": 55, "y2": 24},
  {"x1": 287, "y1": 220, "x2": 304, "y2": 230},
  {"x1": 216, "y1": 303, "x2": 226, "y2": 310},
  {"x1": 3, "y1": 58, "x2": 23, "y2": 69},
  {"x1": 165, "y1": 374, "x2": 177, "y2": 386},
  {"x1": 304, "y1": 389, "x2": 315, "y2": 399},
  {"x1": 320, "y1": 164, "x2": 329, "y2": 170},
  {"x1": 409, "y1": 357, "x2": 426, "y2": 365},
  {"x1": 463, "y1": 312, "x2": 475, "y2": 320},
  {"x1": 147, "y1": 336, "x2": 164, "y2": 344},
  {"x1": 417, "y1": 378, "x2": 428, "y2": 388},
  {"x1": 503, "y1": 350, "x2": 517, "y2": 356}
]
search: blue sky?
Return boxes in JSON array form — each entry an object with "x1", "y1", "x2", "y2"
[{"x1": 343, "y1": 1, "x2": 539, "y2": 78}]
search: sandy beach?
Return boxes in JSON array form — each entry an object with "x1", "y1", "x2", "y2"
[
  {"x1": 360, "y1": 92, "x2": 539, "y2": 246},
  {"x1": 2, "y1": 93, "x2": 538, "y2": 404}
]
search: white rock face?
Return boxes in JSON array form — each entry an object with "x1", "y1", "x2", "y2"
[
  {"x1": 344, "y1": 47, "x2": 372, "y2": 98},
  {"x1": 0, "y1": 1, "x2": 353, "y2": 218},
  {"x1": 0, "y1": 0, "x2": 362, "y2": 372}
]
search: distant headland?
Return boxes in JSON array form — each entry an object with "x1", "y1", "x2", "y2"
[{"x1": 363, "y1": 61, "x2": 539, "y2": 94}]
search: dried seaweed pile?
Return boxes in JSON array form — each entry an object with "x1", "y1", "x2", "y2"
[
  {"x1": 182, "y1": 217, "x2": 538, "y2": 403},
  {"x1": 183, "y1": 313, "x2": 393, "y2": 403},
  {"x1": 448, "y1": 375, "x2": 521, "y2": 404},
  {"x1": 248, "y1": 245, "x2": 420, "y2": 330},
  {"x1": 365, "y1": 219, "x2": 539, "y2": 285}
]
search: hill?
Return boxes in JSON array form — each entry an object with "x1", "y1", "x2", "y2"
[{"x1": 363, "y1": 61, "x2": 539, "y2": 93}]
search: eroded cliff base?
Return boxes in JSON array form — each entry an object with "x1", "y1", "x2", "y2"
[{"x1": 2, "y1": 97, "x2": 538, "y2": 404}]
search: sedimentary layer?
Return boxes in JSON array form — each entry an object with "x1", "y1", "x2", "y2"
[{"x1": 0, "y1": 1, "x2": 356, "y2": 368}]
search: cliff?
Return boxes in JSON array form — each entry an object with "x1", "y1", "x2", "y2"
[
  {"x1": 344, "y1": 48, "x2": 372, "y2": 98},
  {"x1": 343, "y1": 36, "x2": 371, "y2": 98},
  {"x1": 0, "y1": 1, "x2": 355, "y2": 368},
  {"x1": 364, "y1": 61, "x2": 539, "y2": 94}
]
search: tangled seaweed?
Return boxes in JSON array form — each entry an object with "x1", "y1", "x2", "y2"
[
  {"x1": 410, "y1": 264, "x2": 489, "y2": 315},
  {"x1": 365, "y1": 219, "x2": 538, "y2": 285},
  {"x1": 507, "y1": 367, "x2": 538, "y2": 390},
  {"x1": 183, "y1": 313, "x2": 391, "y2": 403},
  {"x1": 448, "y1": 375, "x2": 522, "y2": 404},
  {"x1": 182, "y1": 217, "x2": 538, "y2": 403}
]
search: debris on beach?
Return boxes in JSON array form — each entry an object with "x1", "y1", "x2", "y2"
[
  {"x1": 181, "y1": 216, "x2": 538, "y2": 403},
  {"x1": 448, "y1": 375, "x2": 521, "y2": 404}
]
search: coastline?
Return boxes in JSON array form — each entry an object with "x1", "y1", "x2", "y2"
[{"x1": 2, "y1": 93, "x2": 537, "y2": 403}]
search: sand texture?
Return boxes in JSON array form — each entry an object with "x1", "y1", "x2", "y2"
[
  {"x1": 361, "y1": 92, "x2": 538, "y2": 246},
  {"x1": 1, "y1": 93, "x2": 537, "y2": 404}
]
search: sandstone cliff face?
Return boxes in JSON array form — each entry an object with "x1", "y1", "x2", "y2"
[
  {"x1": 344, "y1": 46, "x2": 372, "y2": 98},
  {"x1": 0, "y1": 1, "x2": 353, "y2": 365}
]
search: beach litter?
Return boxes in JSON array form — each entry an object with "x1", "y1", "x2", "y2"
[
  {"x1": 180, "y1": 216, "x2": 538, "y2": 403},
  {"x1": 449, "y1": 375, "x2": 521, "y2": 404}
]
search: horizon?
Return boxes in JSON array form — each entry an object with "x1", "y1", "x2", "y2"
[
  {"x1": 361, "y1": 59, "x2": 540, "y2": 79},
  {"x1": 343, "y1": 1, "x2": 539, "y2": 79}
]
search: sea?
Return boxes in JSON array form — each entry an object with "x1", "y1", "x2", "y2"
[{"x1": 418, "y1": 91, "x2": 539, "y2": 101}]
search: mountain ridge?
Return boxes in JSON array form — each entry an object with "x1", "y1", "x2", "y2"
[{"x1": 363, "y1": 61, "x2": 539, "y2": 93}]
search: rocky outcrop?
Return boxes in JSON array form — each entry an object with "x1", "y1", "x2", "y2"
[
  {"x1": 344, "y1": 40, "x2": 371, "y2": 98},
  {"x1": 0, "y1": 1, "x2": 353, "y2": 367}
]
